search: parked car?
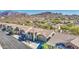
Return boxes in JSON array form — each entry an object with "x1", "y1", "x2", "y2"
[
  {"x1": 55, "y1": 43, "x2": 66, "y2": 49},
  {"x1": 18, "y1": 29, "x2": 27, "y2": 41},
  {"x1": 6, "y1": 26, "x2": 14, "y2": 35},
  {"x1": 18, "y1": 33, "x2": 27, "y2": 41},
  {"x1": 6, "y1": 30, "x2": 13, "y2": 35}
]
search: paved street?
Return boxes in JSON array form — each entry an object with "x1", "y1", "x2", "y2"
[{"x1": 0, "y1": 31, "x2": 31, "y2": 49}]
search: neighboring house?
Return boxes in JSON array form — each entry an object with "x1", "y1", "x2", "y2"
[
  {"x1": 47, "y1": 33, "x2": 76, "y2": 47},
  {"x1": 69, "y1": 37, "x2": 79, "y2": 49},
  {"x1": 0, "y1": 22, "x2": 30, "y2": 31},
  {"x1": 0, "y1": 23, "x2": 55, "y2": 42},
  {"x1": 28, "y1": 27, "x2": 54, "y2": 42}
]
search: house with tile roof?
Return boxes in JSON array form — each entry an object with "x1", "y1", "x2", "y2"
[
  {"x1": 27, "y1": 27, "x2": 55, "y2": 42},
  {"x1": 47, "y1": 33, "x2": 76, "y2": 47},
  {"x1": 69, "y1": 37, "x2": 79, "y2": 49}
]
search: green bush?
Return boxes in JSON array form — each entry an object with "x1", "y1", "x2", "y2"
[
  {"x1": 60, "y1": 25, "x2": 70, "y2": 30},
  {"x1": 42, "y1": 43, "x2": 54, "y2": 49},
  {"x1": 42, "y1": 43, "x2": 49, "y2": 49},
  {"x1": 69, "y1": 26, "x2": 79, "y2": 35},
  {"x1": 34, "y1": 20, "x2": 54, "y2": 30},
  {"x1": 51, "y1": 18, "x2": 61, "y2": 24},
  {"x1": 60, "y1": 25, "x2": 79, "y2": 35}
]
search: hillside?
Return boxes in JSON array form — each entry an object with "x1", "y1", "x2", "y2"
[{"x1": 0, "y1": 11, "x2": 79, "y2": 31}]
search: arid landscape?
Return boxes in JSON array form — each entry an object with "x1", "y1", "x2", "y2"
[{"x1": 0, "y1": 10, "x2": 79, "y2": 49}]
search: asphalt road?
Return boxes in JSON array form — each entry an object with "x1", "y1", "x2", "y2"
[{"x1": 0, "y1": 31, "x2": 31, "y2": 49}]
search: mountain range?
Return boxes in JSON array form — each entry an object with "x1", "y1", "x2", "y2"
[{"x1": 0, "y1": 11, "x2": 79, "y2": 25}]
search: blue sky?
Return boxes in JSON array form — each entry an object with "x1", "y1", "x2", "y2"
[{"x1": 0, "y1": 10, "x2": 79, "y2": 15}]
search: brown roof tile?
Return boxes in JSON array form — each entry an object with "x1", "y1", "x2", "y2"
[{"x1": 47, "y1": 33, "x2": 76, "y2": 46}]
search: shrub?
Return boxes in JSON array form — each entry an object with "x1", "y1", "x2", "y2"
[{"x1": 51, "y1": 18, "x2": 61, "y2": 24}]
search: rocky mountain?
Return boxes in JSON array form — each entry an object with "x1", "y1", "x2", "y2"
[
  {"x1": 0, "y1": 11, "x2": 79, "y2": 25},
  {"x1": 0, "y1": 10, "x2": 28, "y2": 16}
]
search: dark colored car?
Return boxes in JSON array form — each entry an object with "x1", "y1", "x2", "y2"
[
  {"x1": 56, "y1": 43, "x2": 66, "y2": 49},
  {"x1": 18, "y1": 29, "x2": 27, "y2": 41},
  {"x1": 18, "y1": 33, "x2": 27, "y2": 41},
  {"x1": 6, "y1": 26, "x2": 14, "y2": 35},
  {"x1": 6, "y1": 31, "x2": 13, "y2": 35}
]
